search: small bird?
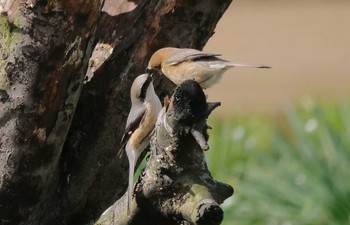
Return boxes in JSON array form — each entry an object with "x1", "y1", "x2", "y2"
[
  {"x1": 119, "y1": 74, "x2": 162, "y2": 215},
  {"x1": 146, "y1": 47, "x2": 270, "y2": 89}
]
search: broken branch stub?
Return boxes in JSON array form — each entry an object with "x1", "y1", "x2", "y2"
[{"x1": 137, "y1": 80, "x2": 233, "y2": 224}]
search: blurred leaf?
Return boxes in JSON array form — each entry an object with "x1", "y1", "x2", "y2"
[{"x1": 207, "y1": 100, "x2": 350, "y2": 225}]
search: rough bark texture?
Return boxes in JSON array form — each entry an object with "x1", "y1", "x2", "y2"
[
  {"x1": 0, "y1": 0, "x2": 232, "y2": 224},
  {"x1": 0, "y1": 0, "x2": 101, "y2": 224},
  {"x1": 97, "y1": 80, "x2": 233, "y2": 225}
]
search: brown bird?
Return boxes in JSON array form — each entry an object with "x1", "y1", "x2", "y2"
[
  {"x1": 146, "y1": 47, "x2": 270, "y2": 89},
  {"x1": 119, "y1": 74, "x2": 162, "y2": 215}
]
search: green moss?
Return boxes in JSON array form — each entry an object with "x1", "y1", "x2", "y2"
[
  {"x1": 0, "y1": 14, "x2": 21, "y2": 89},
  {"x1": 0, "y1": 16, "x2": 10, "y2": 90},
  {"x1": 0, "y1": 15, "x2": 19, "y2": 52}
]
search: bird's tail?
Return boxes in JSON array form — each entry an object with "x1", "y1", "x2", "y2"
[
  {"x1": 229, "y1": 62, "x2": 271, "y2": 69},
  {"x1": 127, "y1": 150, "x2": 136, "y2": 216}
]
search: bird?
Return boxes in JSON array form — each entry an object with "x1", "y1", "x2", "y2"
[
  {"x1": 119, "y1": 73, "x2": 162, "y2": 215},
  {"x1": 146, "y1": 47, "x2": 270, "y2": 89}
]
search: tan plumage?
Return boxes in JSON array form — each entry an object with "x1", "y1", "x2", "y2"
[
  {"x1": 147, "y1": 47, "x2": 270, "y2": 89},
  {"x1": 119, "y1": 74, "x2": 162, "y2": 215}
]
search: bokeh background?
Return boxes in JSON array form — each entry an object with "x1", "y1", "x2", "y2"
[
  {"x1": 205, "y1": 0, "x2": 350, "y2": 115},
  {"x1": 202, "y1": 1, "x2": 350, "y2": 224}
]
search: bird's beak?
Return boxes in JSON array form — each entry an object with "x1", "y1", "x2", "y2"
[
  {"x1": 145, "y1": 67, "x2": 155, "y2": 77},
  {"x1": 146, "y1": 72, "x2": 153, "y2": 82}
]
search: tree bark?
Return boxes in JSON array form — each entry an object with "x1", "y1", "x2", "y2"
[{"x1": 0, "y1": 0, "x2": 232, "y2": 224}]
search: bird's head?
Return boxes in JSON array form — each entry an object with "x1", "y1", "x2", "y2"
[
  {"x1": 130, "y1": 73, "x2": 153, "y2": 103},
  {"x1": 146, "y1": 47, "x2": 175, "y2": 75}
]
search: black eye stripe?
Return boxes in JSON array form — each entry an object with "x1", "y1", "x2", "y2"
[{"x1": 139, "y1": 76, "x2": 152, "y2": 101}]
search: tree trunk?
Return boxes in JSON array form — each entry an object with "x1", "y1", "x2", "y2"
[{"x1": 0, "y1": 0, "x2": 232, "y2": 224}]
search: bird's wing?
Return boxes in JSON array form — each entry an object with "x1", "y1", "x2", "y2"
[
  {"x1": 166, "y1": 48, "x2": 221, "y2": 65},
  {"x1": 118, "y1": 105, "x2": 147, "y2": 155}
]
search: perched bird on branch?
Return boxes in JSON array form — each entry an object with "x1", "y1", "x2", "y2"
[
  {"x1": 146, "y1": 47, "x2": 270, "y2": 89},
  {"x1": 119, "y1": 74, "x2": 162, "y2": 215}
]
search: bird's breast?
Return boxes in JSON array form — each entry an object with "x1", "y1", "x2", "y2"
[{"x1": 128, "y1": 102, "x2": 159, "y2": 151}]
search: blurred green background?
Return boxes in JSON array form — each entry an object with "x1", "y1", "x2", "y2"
[{"x1": 202, "y1": 0, "x2": 350, "y2": 224}]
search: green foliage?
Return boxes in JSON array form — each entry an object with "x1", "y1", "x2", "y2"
[{"x1": 207, "y1": 100, "x2": 350, "y2": 225}]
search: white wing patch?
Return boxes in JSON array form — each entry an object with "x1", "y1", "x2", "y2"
[{"x1": 209, "y1": 64, "x2": 227, "y2": 69}]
